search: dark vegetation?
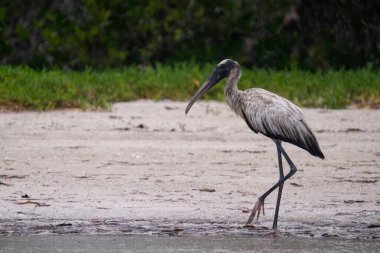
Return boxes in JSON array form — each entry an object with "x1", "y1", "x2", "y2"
[{"x1": 1, "y1": 1, "x2": 379, "y2": 70}]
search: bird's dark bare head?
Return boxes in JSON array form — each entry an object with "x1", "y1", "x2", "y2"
[
  {"x1": 185, "y1": 59, "x2": 240, "y2": 114},
  {"x1": 216, "y1": 59, "x2": 239, "y2": 73}
]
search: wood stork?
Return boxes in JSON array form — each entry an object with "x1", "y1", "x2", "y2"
[{"x1": 185, "y1": 59, "x2": 324, "y2": 230}]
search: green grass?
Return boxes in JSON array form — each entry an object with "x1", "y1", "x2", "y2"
[{"x1": 0, "y1": 64, "x2": 379, "y2": 110}]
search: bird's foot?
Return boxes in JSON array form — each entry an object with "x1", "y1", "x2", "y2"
[{"x1": 245, "y1": 198, "x2": 265, "y2": 225}]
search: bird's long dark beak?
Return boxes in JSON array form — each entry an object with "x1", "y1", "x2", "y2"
[{"x1": 185, "y1": 66, "x2": 228, "y2": 114}]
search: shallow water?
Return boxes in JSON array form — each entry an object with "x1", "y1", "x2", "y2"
[{"x1": 0, "y1": 235, "x2": 379, "y2": 253}]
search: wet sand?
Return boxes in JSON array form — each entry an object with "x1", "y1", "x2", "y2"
[{"x1": 0, "y1": 101, "x2": 379, "y2": 239}]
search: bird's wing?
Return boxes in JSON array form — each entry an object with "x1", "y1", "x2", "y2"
[{"x1": 240, "y1": 88, "x2": 324, "y2": 158}]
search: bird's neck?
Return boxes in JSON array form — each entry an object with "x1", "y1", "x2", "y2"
[{"x1": 224, "y1": 68, "x2": 242, "y2": 116}]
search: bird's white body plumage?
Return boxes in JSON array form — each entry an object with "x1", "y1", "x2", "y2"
[{"x1": 223, "y1": 63, "x2": 323, "y2": 158}]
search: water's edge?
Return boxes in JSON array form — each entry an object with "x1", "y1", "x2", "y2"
[
  {"x1": 1, "y1": 218, "x2": 379, "y2": 240},
  {"x1": 1, "y1": 235, "x2": 380, "y2": 253}
]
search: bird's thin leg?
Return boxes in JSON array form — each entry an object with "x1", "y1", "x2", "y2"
[
  {"x1": 272, "y1": 141, "x2": 284, "y2": 230},
  {"x1": 246, "y1": 143, "x2": 297, "y2": 226}
]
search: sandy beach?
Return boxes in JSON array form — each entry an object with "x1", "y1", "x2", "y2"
[{"x1": 0, "y1": 101, "x2": 379, "y2": 239}]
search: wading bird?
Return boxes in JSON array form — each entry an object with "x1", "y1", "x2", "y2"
[{"x1": 185, "y1": 59, "x2": 324, "y2": 230}]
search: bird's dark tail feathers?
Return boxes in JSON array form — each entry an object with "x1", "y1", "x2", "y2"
[
  {"x1": 297, "y1": 122, "x2": 324, "y2": 159},
  {"x1": 307, "y1": 139, "x2": 325, "y2": 159}
]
